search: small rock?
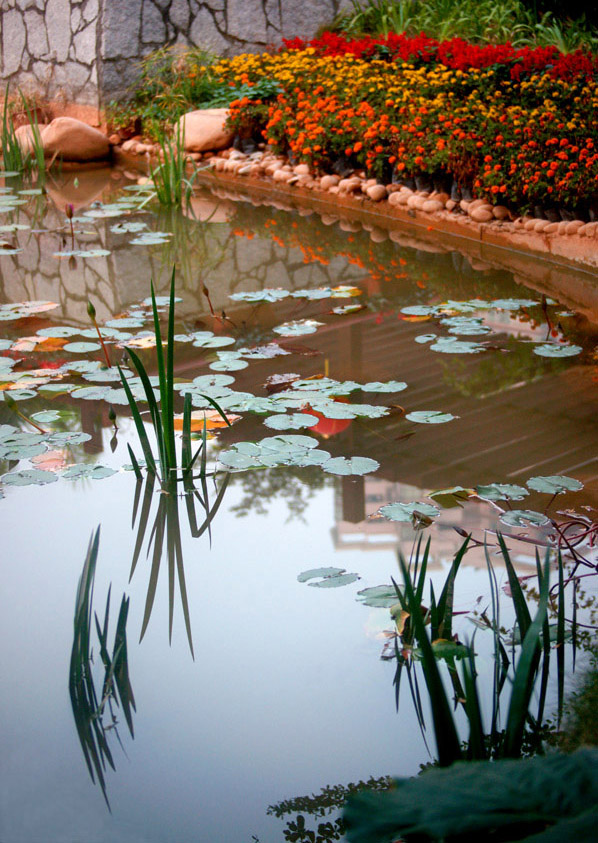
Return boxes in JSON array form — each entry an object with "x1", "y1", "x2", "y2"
[
  {"x1": 579, "y1": 222, "x2": 598, "y2": 237},
  {"x1": 121, "y1": 139, "x2": 136, "y2": 152},
  {"x1": 534, "y1": 220, "x2": 550, "y2": 232},
  {"x1": 432, "y1": 192, "x2": 449, "y2": 205},
  {"x1": 366, "y1": 184, "x2": 387, "y2": 202},
  {"x1": 492, "y1": 205, "x2": 510, "y2": 220},
  {"x1": 565, "y1": 220, "x2": 584, "y2": 234},
  {"x1": 445, "y1": 199, "x2": 458, "y2": 211},
  {"x1": 557, "y1": 221, "x2": 569, "y2": 234},
  {"x1": 460, "y1": 200, "x2": 471, "y2": 213},
  {"x1": 544, "y1": 222, "x2": 559, "y2": 234},
  {"x1": 524, "y1": 219, "x2": 538, "y2": 231},
  {"x1": 387, "y1": 192, "x2": 402, "y2": 207},
  {"x1": 407, "y1": 194, "x2": 426, "y2": 210},
  {"x1": 320, "y1": 174, "x2": 339, "y2": 190},
  {"x1": 369, "y1": 227, "x2": 388, "y2": 242},
  {"x1": 338, "y1": 177, "x2": 361, "y2": 193},
  {"x1": 108, "y1": 133, "x2": 120, "y2": 145},
  {"x1": 468, "y1": 198, "x2": 487, "y2": 211},
  {"x1": 294, "y1": 163, "x2": 310, "y2": 176},
  {"x1": 272, "y1": 169, "x2": 294, "y2": 182}
]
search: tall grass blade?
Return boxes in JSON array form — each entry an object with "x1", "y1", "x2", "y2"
[
  {"x1": 498, "y1": 533, "x2": 532, "y2": 641},
  {"x1": 127, "y1": 443, "x2": 143, "y2": 482},
  {"x1": 118, "y1": 364, "x2": 157, "y2": 476},
  {"x1": 462, "y1": 644, "x2": 487, "y2": 760},
  {"x1": 557, "y1": 550, "x2": 565, "y2": 726}
]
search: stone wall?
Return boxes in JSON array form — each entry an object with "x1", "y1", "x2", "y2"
[{"x1": 1, "y1": 0, "x2": 353, "y2": 113}]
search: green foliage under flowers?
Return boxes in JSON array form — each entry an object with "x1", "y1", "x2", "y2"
[
  {"x1": 1, "y1": 88, "x2": 45, "y2": 176},
  {"x1": 332, "y1": 0, "x2": 598, "y2": 51},
  {"x1": 107, "y1": 46, "x2": 282, "y2": 141}
]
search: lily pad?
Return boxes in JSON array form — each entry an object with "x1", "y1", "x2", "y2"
[
  {"x1": 209, "y1": 359, "x2": 248, "y2": 372},
  {"x1": 526, "y1": 475, "x2": 583, "y2": 494},
  {"x1": 193, "y1": 336, "x2": 236, "y2": 348},
  {"x1": 230, "y1": 289, "x2": 290, "y2": 302},
  {"x1": 30, "y1": 410, "x2": 61, "y2": 423},
  {"x1": 298, "y1": 567, "x2": 360, "y2": 588},
  {"x1": 378, "y1": 501, "x2": 440, "y2": 522},
  {"x1": 356, "y1": 585, "x2": 398, "y2": 608},
  {"x1": 322, "y1": 456, "x2": 379, "y2": 476},
  {"x1": 105, "y1": 318, "x2": 145, "y2": 329},
  {"x1": 428, "y1": 486, "x2": 472, "y2": 508},
  {"x1": 37, "y1": 326, "x2": 81, "y2": 338},
  {"x1": 143, "y1": 295, "x2": 181, "y2": 306},
  {"x1": 110, "y1": 222, "x2": 148, "y2": 233},
  {"x1": 2, "y1": 468, "x2": 58, "y2": 486},
  {"x1": 53, "y1": 249, "x2": 111, "y2": 258},
  {"x1": 430, "y1": 338, "x2": 483, "y2": 354},
  {"x1": 415, "y1": 334, "x2": 437, "y2": 344},
  {"x1": 62, "y1": 464, "x2": 117, "y2": 480},
  {"x1": 71, "y1": 385, "x2": 113, "y2": 401},
  {"x1": 63, "y1": 341, "x2": 101, "y2": 353},
  {"x1": 406, "y1": 411, "x2": 457, "y2": 424},
  {"x1": 362, "y1": 381, "x2": 407, "y2": 393},
  {"x1": 273, "y1": 319, "x2": 323, "y2": 337},
  {"x1": 477, "y1": 483, "x2": 529, "y2": 502},
  {"x1": 533, "y1": 344, "x2": 582, "y2": 358},
  {"x1": 401, "y1": 305, "x2": 436, "y2": 316},
  {"x1": 263, "y1": 413, "x2": 319, "y2": 430},
  {"x1": 499, "y1": 509, "x2": 551, "y2": 528}
]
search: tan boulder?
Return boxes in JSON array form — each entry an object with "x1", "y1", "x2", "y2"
[
  {"x1": 422, "y1": 199, "x2": 444, "y2": 213},
  {"x1": 565, "y1": 219, "x2": 584, "y2": 234},
  {"x1": 175, "y1": 108, "x2": 233, "y2": 153},
  {"x1": 41, "y1": 117, "x2": 111, "y2": 161},
  {"x1": 319, "y1": 174, "x2": 339, "y2": 190},
  {"x1": 387, "y1": 191, "x2": 402, "y2": 207},
  {"x1": 470, "y1": 206, "x2": 494, "y2": 223},
  {"x1": 15, "y1": 123, "x2": 47, "y2": 154},
  {"x1": 492, "y1": 205, "x2": 510, "y2": 220}
]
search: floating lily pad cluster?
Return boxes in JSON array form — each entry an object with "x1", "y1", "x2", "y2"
[
  {"x1": 229, "y1": 285, "x2": 361, "y2": 303},
  {"x1": 218, "y1": 433, "x2": 379, "y2": 476},
  {"x1": 403, "y1": 298, "x2": 583, "y2": 358}
]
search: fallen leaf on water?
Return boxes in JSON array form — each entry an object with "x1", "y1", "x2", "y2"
[{"x1": 173, "y1": 409, "x2": 240, "y2": 432}]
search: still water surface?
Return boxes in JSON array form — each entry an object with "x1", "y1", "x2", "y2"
[{"x1": 1, "y1": 167, "x2": 597, "y2": 842}]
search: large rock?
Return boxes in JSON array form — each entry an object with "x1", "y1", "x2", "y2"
[
  {"x1": 15, "y1": 124, "x2": 48, "y2": 155},
  {"x1": 175, "y1": 109, "x2": 233, "y2": 153},
  {"x1": 41, "y1": 117, "x2": 111, "y2": 162}
]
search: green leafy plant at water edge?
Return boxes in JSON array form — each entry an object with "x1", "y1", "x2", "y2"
[
  {"x1": 119, "y1": 269, "x2": 230, "y2": 484},
  {"x1": 151, "y1": 125, "x2": 198, "y2": 207},
  {"x1": 390, "y1": 534, "x2": 563, "y2": 766},
  {"x1": 1, "y1": 88, "x2": 45, "y2": 176},
  {"x1": 69, "y1": 527, "x2": 135, "y2": 810}
]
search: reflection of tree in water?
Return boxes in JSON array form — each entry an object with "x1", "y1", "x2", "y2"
[
  {"x1": 228, "y1": 465, "x2": 334, "y2": 521},
  {"x1": 266, "y1": 776, "x2": 392, "y2": 842}
]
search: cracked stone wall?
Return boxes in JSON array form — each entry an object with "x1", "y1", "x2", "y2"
[{"x1": 1, "y1": 0, "x2": 354, "y2": 111}]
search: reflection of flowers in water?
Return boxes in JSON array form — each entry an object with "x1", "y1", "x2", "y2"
[{"x1": 228, "y1": 464, "x2": 334, "y2": 521}]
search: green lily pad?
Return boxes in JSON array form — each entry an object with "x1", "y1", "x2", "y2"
[
  {"x1": 356, "y1": 585, "x2": 398, "y2": 608},
  {"x1": 63, "y1": 341, "x2": 101, "y2": 353},
  {"x1": 110, "y1": 222, "x2": 148, "y2": 233},
  {"x1": 37, "y1": 326, "x2": 81, "y2": 338},
  {"x1": 105, "y1": 318, "x2": 145, "y2": 329},
  {"x1": 430, "y1": 338, "x2": 483, "y2": 354},
  {"x1": 71, "y1": 385, "x2": 113, "y2": 401},
  {"x1": 499, "y1": 509, "x2": 551, "y2": 528},
  {"x1": 143, "y1": 295, "x2": 181, "y2": 306},
  {"x1": 362, "y1": 381, "x2": 407, "y2": 393},
  {"x1": 526, "y1": 475, "x2": 583, "y2": 494},
  {"x1": 209, "y1": 359, "x2": 248, "y2": 372},
  {"x1": 533, "y1": 344, "x2": 582, "y2": 358},
  {"x1": 428, "y1": 486, "x2": 471, "y2": 508},
  {"x1": 322, "y1": 457, "x2": 379, "y2": 476},
  {"x1": 415, "y1": 334, "x2": 437, "y2": 344},
  {"x1": 273, "y1": 319, "x2": 323, "y2": 336},
  {"x1": 219, "y1": 450, "x2": 262, "y2": 470},
  {"x1": 230, "y1": 289, "x2": 290, "y2": 302},
  {"x1": 476, "y1": 483, "x2": 529, "y2": 502},
  {"x1": 30, "y1": 410, "x2": 61, "y2": 423},
  {"x1": 2, "y1": 468, "x2": 58, "y2": 486},
  {"x1": 378, "y1": 501, "x2": 440, "y2": 522},
  {"x1": 263, "y1": 413, "x2": 319, "y2": 430},
  {"x1": 0, "y1": 442, "x2": 47, "y2": 460},
  {"x1": 53, "y1": 249, "x2": 111, "y2": 258},
  {"x1": 406, "y1": 411, "x2": 457, "y2": 424},
  {"x1": 62, "y1": 464, "x2": 117, "y2": 480},
  {"x1": 401, "y1": 305, "x2": 436, "y2": 316},
  {"x1": 193, "y1": 336, "x2": 236, "y2": 348},
  {"x1": 298, "y1": 567, "x2": 360, "y2": 587}
]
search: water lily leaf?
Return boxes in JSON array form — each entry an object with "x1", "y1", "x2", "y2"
[
  {"x1": 378, "y1": 501, "x2": 440, "y2": 522},
  {"x1": 526, "y1": 475, "x2": 583, "y2": 494},
  {"x1": 430, "y1": 338, "x2": 483, "y2": 354},
  {"x1": 362, "y1": 381, "x2": 407, "y2": 393},
  {"x1": 105, "y1": 318, "x2": 145, "y2": 329},
  {"x1": 322, "y1": 456, "x2": 379, "y2": 476},
  {"x1": 2, "y1": 468, "x2": 58, "y2": 485},
  {"x1": 219, "y1": 450, "x2": 261, "y2": 470},
  {"x1": 298, "y1": 567, "x2": 345, "y2": 583},
  {"x1": 291, "y1": 288, "x2": 331, "y2": 300},
  {"x1": 62, "y1": 464, "x2": 117, "y2": 480},
  {"x1": 0, "y1": 442, "x2": 47, "y2": 460},
  {"x1": 499, "y1": 509, "x2": 551, "y2": 528},
  {"x1": 448, "y1": 324, "x2": 492, "y2": 336},
  {"x1": 491, "y1": 298, "x2": 538, "y2": 310},
  {"x1": 131, "y1": 235, "x2": 171, "y2": 245},
  {"x1": 83, "y1": 208, "x2": 125, "y2": 218},
  {"x1": 46, "y1": 431, "x2": 92, "y2": 445},
  {"x1": 62, "y1": 360, "x2": 103, "y2": 373},
  {"x1": 415, "y1": 334, "x2": 437, "y2": 344},
  {"x1": 53, "y1": 249, "x2": 111, "y2": 258},
  {"x1": 71, "y1": 385, "x2": 113, "y2": 401},
  {"x1": 110, "y1": 222, "x2": 148, "y2": 233},
  {"x1": 476, "y1": 483, "x2": 529, "y2": 502},
  {"x1": 293, "y1": 448, "x2": 332, "y2": 466},
  {"x1": 0, "y1": 339, "x2": 13, "y2": 350},
  {"x1": 63, "y1": 341, "x2": 101, "y2": 353},
  {"x1": 331, "y1": 304, "x2": 364, "y2": 315},
  {"x1": 533, "y1": 344, "x2": 582, "y2": 358},
  {"x1": 0, "y1": 247, "x2": 22, "y2": 255},
  {"x1": 356, "y1": 585, "x2": 398, "y2": 608},
  {"x1": 37, "y1": 326, "x2": 80, "y2": 338},
  {"x1": 263, "y1": 412, "x2": 319, "y2": 430},
  {"x1": 428, "y1": 486, "x2": 472, "y2": 508},
  {"x1": 82, "y1": 368, "x2": 124, "y2": 383},
  {"x1": 230, "y1": 288, "x2": 290, "y2": 302},
  {"x1": 143, "y1": 295, "x2": 181, "y2": 306},
  {"x1": 406, "y1": 411, "x2": 457, "y2": 424},
  {"x1": 273, "y1": 319, "x2": 323, "y2": 336},
  {"x1": 309, "y1": 573, "x2": 360, "y2": 588},
  {"x1": 193, "y1": 336, "x2": 236, "y2": 348},
  {"x1": 401, "y1": 305, "x2": 436, "y2": 316},
  {"x1": 6, "y1": 389, "x2": 36, "y2": 400},
  {"x1": 30, "y1": 410, "x2": 61, "y2": 423},
  {"x1": 209, "y1": 359, "x2": 248, "y2": 371},
  {"x1": 261, "y1": 434, "x2": 318, "y2": 452}
]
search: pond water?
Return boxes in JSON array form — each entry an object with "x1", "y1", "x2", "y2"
[{"x1": 1, "y1": 166, "x2": 598, "y2": 843}]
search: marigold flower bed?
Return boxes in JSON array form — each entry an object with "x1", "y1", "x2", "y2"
[{"x1": 211, "y1": 33, "x2": 598, "y2": 219}]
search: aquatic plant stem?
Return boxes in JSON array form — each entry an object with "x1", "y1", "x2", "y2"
[
  {"x1": 87, "y1": 300, "x2": 112, "y2": 368},
  {"x1": 3, "y1": 391, "x2": 47, "y2": 433}
]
